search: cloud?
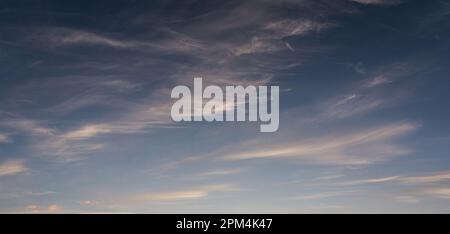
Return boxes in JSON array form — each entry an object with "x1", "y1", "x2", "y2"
[
  {"x1": 25, "y1": 204, "x2": 39, "y2": 211},
  {"x1": 220, "y1": 122, "x2": 417, "y2": 165},
  {"x1": 232, "y1": 19, "x2": 332, "y2": 56},
  {"x1": 394, "y1": 196, "x2": 420, "y2": 204},
  {"x1": 27, "y1": 191, "x2": 57, "y2": 196},
  {"x1": 47, "y1": 204, "x2": 60, "y2": 212},
  {"x1": 419, "y1": 188, "x2": 450, "y2": 199},
  {"x1": 47, "y1": 77, "x2": 143, "y2": 113},
  {"x1": 339, "y1": 176, "x2": 401, "y2": 186},
  {"x1": 319, "y1": 93, "x2": 384, "y2": 120},
  {"x1": 34, "y1": 27, "x2": 206, "y2": 55},
  {"x1": 348, "y1": 0, "x2": 404, "y2": 5},
  {"x1": 290, "y1": 190, "x2": 357, "y2": 201},
  {"x1": 0, "y1": 160, "x2": 28, "y2": 177},
  {"x1": 0, "y1": 133, "x2": 11, "y2": 143},
  {"x1": 79, "y1": 200, "x2": 98, "y2": 206},
  {"x1": 197, "y1": 168, "x2": 242, "y2": 177},
  {"x1": 30, "y1": 89, "x2": 175, "y2": 162},
  {"x1": 46, "y1": 28, "x2": 132, "y2": 48},
  {"x1": 339, "y1": 171, "x2": 450, "y2": 186},
  {"x1": 36, "y1": 137, "x2": 106, "y2": 163},
  {"x1": 62, "y1": 124, "x2": 113, "y2": 140},
  {"x1": 264, "y1": 19, "x2": 332, "y2": 38},
  {"x1": 365, "y1": 75, "x2": 393, "y2": 88},
  {"x1": 0, "y1": 119, "x2": 55, "y2": 136},
  {"x1": 399, "y1": 172, "x2": 450, "y2": 184},
  {"x1": 130, "y1": 184, "x2": 239, "y2": 203},
  {"x1": 26, "y1": 204, "x2": 61, "y2": 213},
  {"x1": 316, "y1": 61, "x2": 421, "y2": 122}
]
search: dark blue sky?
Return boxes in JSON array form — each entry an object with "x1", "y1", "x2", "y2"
[{"x1": 1, "y1": 0, "x2": 450, "y2": 213}]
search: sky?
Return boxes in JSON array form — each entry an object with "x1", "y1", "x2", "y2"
[{"x1": 0, "y1": 0, "x2": 450, "y2": 213}]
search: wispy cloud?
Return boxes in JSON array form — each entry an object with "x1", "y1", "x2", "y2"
[
  {"x1": 319, "y1": 93, "x2": 384, "y2": 120},
  {"x1": 348, "y1": 0, "x2": 404, "y2": 5},
  {"x1": 418, "y1": 188, "x2": 450, "y2": 199},
  {"x1": 317, "y1": 61, "x2": 423, "y2": 121},
  {"x1": 0, "y1": 160, "x2": 28, "y2": 177},
  {"x1": 290, "y1": 190, "x2": 357, "y2": 201},
  {"x1": 339, "y1": 176, "x2": 401, "y2": 186},
  {"x1": 197, "y1": 168, "x2": 242, "y2": 177},
  {"x1": 339, "y1": 171, "x2": 450, "y2": 186},
  {"x1": 400, "y1": 172, "x2": 450, "y2": 184},
  {"x1": 34, "y1": 27, "x2": 207, "y2": 55},
  {"x1": 0, "y1": 119, "x2": 55, "y2": 136},
  {"x1": 364, "y1": 75, "x2": 393, "y2": 88},
  {"x1": 46, "y1": 28, "x2": 133, "y2": 48},
  {"x1": 232, "y1": 19, "x2": 332, "y2": 56},
  {"x1": 220, "y1": 122, "x2": 417, "y2": 165},
  {"x1": 26, "y1": 204, "x2": 61, "y2": 213},
  {"x1": 26, "y1": 90, "x2": 175, "y2": 162},
  {"x1": 26, "y1": 191, "x2": 58, "y2": 196},
  {"x1": 393, "y1": 195, "x2": 420, "y2": 204},
  {"x1": 129, "y1": 184, "x2": 240, "y2": 203},
  {"x1": 0, "y1": 133, "x2": 11, "y2": 143}
]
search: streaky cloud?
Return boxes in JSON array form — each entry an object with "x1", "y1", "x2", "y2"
[{"x1": 220, "y1": 122, "x2": 417, "y2": 165}]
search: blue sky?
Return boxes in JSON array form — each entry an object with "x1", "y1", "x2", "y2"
[{"x1": 1, "y1": 0, "x2": 450, "y2": 213}]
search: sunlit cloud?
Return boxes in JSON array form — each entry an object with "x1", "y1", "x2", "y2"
[
  {"x1": 414, "y1": 188, "x2": 450, "y2": 200},
  {"x1": 348, "y1": 0, "x2": 404, "y2": 5}
]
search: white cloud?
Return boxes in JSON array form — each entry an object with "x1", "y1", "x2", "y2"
[
  {"x1": 264, "y1": 19, "x2": 332, "y2": 38},
  {"x1": 46, "y1": 28, "x2": 134, "y2": 48},
  {"x1": 197, "y1": 168, "x2": 242, "y2": 177},
  {"x1": 419, "y1": 188, "x2": 450, "y2": 199},
  {"x1": 365, "y1": 75, "x2": 393, "y2": 88},
  {"x1": 348, "y1": 0, "x2": 404, "y2": 5},
  {"x1": 47, "y1": 204, "x2": 60, "y2": 212},
  {"x1": 131, "y1": 184, "x2": 239, "y2": 202},
  {"x1": 394, "y1": 196, "x2": 420, "y2": 204},
  {"x1": 0, "y1": 133, "x2": 11, "y2": 143},
  {"x1": 62, "y1": 124, "x2": 112, "y2": 140},
  {"x1": 220, "y1": 122, "x2": 416, "y2": 165},
  {"x1": 320, "y1": 94, "x2": 384, "y2": 120},
  {"x1": 26, "y1": 204, "x2": 61, "y2": 213},
  {"x1": 0, "y1": 160, "x2": 28, "y2": 176},
  {"x1": 27, "y1": 191, "x2": 57, "y2": 196}
]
